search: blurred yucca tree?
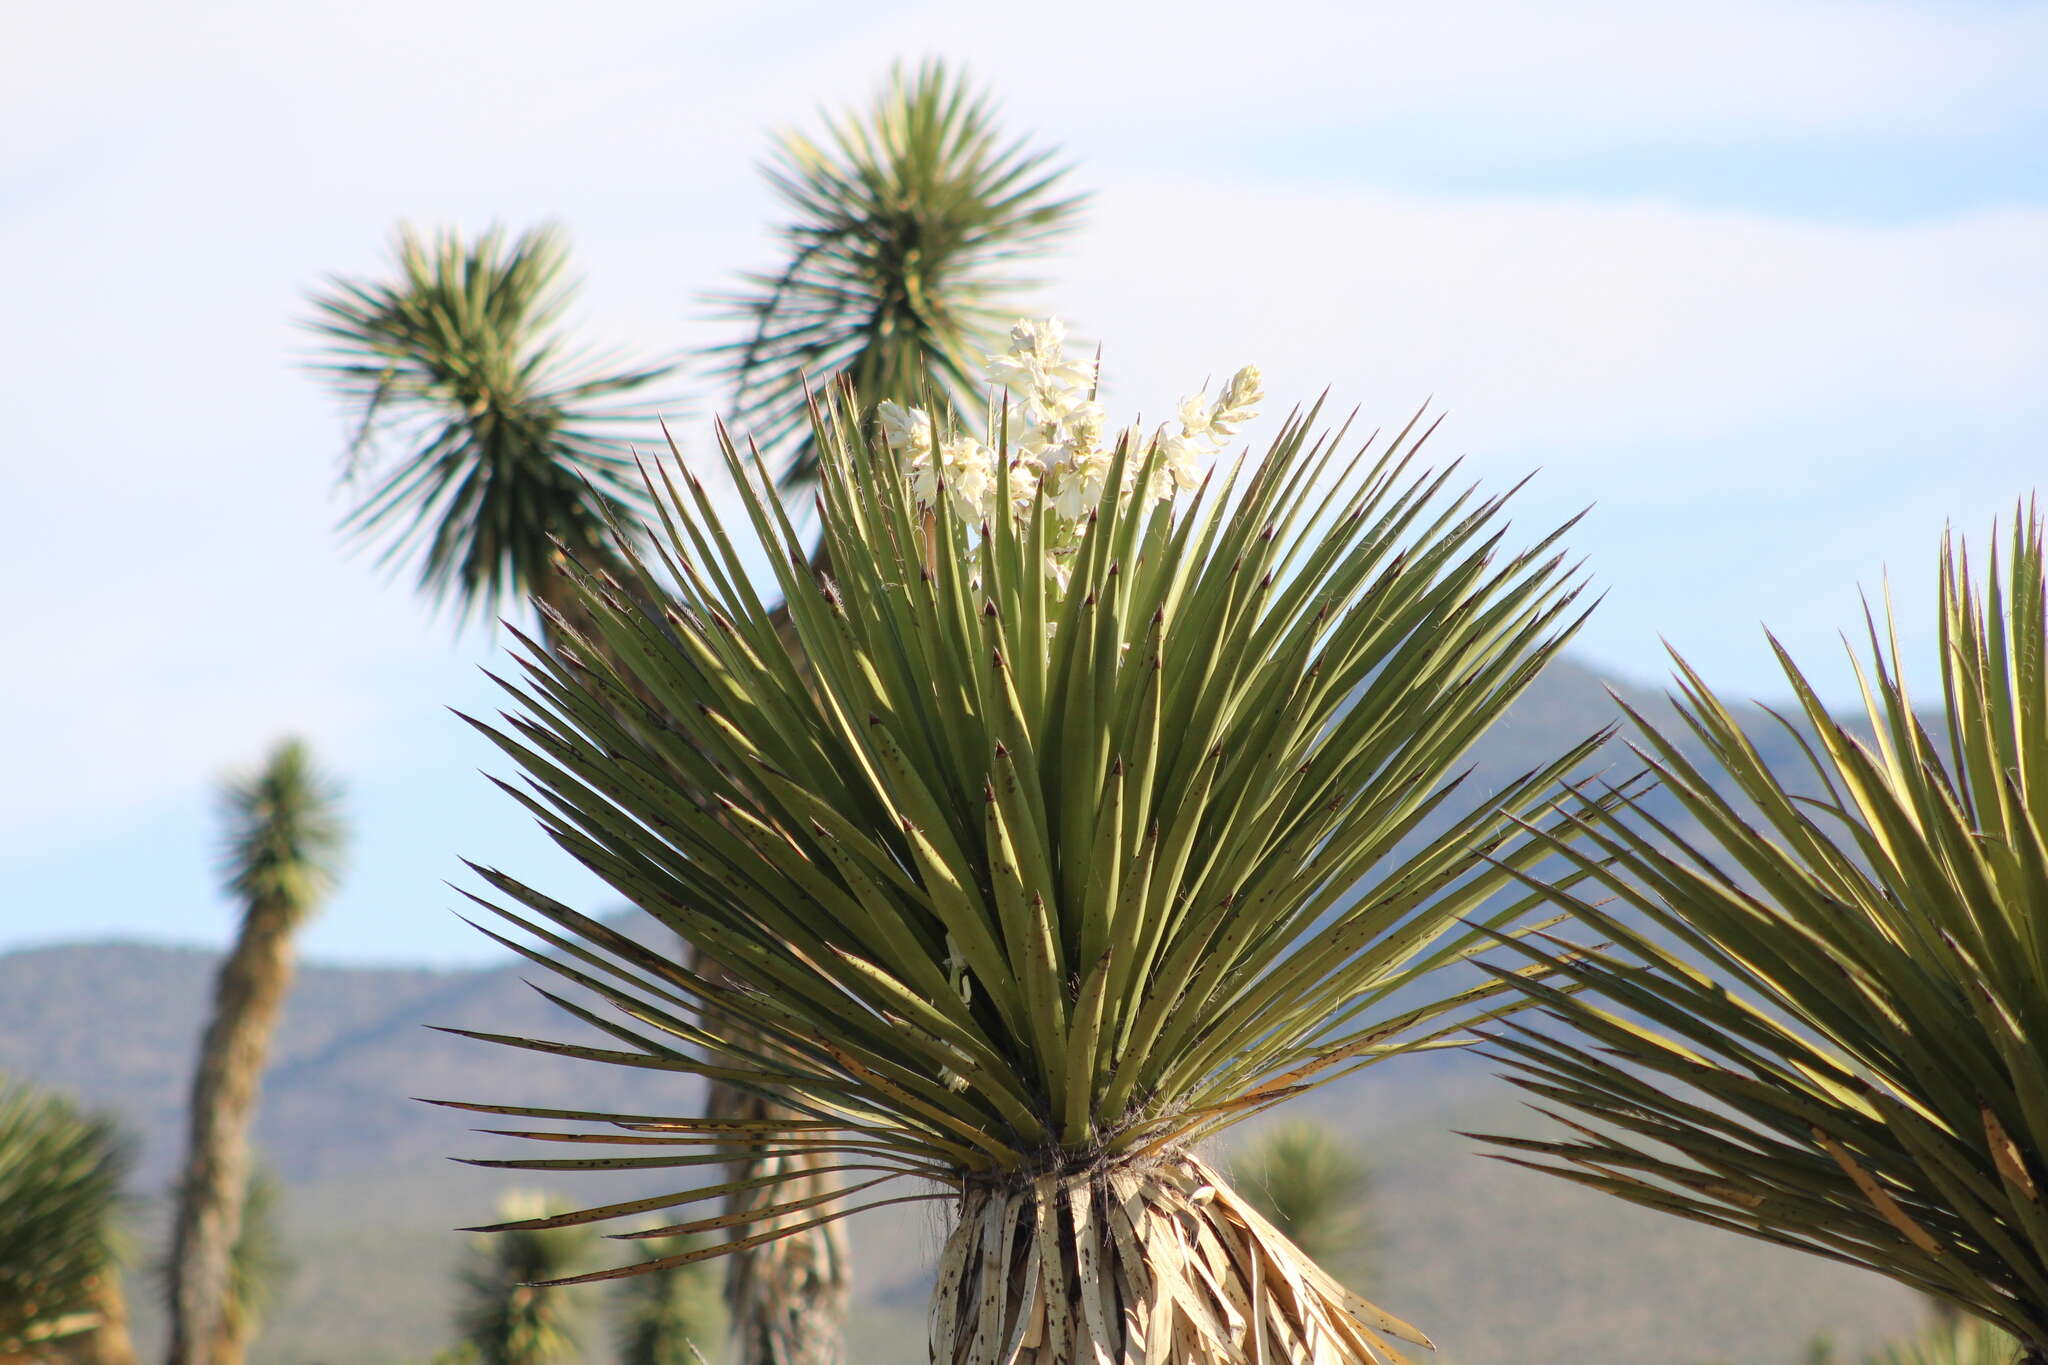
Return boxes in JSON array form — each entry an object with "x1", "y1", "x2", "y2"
[
  {"x1": 0, "y1": 1080, "x2": 132, "y2": 1361},
  {"x1": 307, "y1": 223, "x2": 676, "y2": 629},
  {"x1": 441, "y1": 326, "x2": 1614, "y2": 1365},
  {"x1": 456, "y1": 1192, "x2": 594, "y2": 1365},
  {"x1": 309, "y1": 221, "x2": 842, "y2": 1365},
  {"x1": 168, "y1": 739, "x2": 344, "y2": 1365},
  {"x1": 1476, "y1": 506, "x2": 2048, "y2": 1363},
  {"x1": 1230, "y1": 1123, "x2": 1374, "y2": 1286},
  {"x1": 1866, "y1": 1317, "x2": 2022, "y2": 1365},
  {"x1": 705, "y1": 63, "x2": 1081, "y2": 1351},
  {"x1": 710, "y1": 60, "x2": 1084, "y2": 488},
  {"x1": 613, "y1": 1228, "x2": 724, "y2": 1365}
]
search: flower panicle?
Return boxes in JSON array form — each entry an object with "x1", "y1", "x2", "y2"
[{"x1": 875, "y1": 318, "x2": 1260, "y2": 581}]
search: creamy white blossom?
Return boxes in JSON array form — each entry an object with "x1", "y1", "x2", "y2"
[
  {"x1": 903, "y1": 429, "x2": 998, "y2": 524},
  {"x1": 987, "y1": 317, "x2": 1096, "y2": 397},
  {"x1": 1155, "y1": 430, "x2": 1207, "y2": 496},
  {"x1": 878, "y1": 400, "x2": 933, "y2": 459},
  {"x1": 940, "y1": 436, "x2": 996, "y2": 523},
  {"x1": 871, "y1": 317, "x2": 1259, "y2": 586},
  {"x1": 1144, "y1": 364, "x2": 1264, "y2": 496},
  {"x1": 1209, "y1": 365, "x2": 1263, "y2": 436}
]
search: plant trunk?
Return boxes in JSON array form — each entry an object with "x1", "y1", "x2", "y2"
[
  {"x1": 702, "y1": 956, "x2": 849, "y2": 1365},
  {"x1": 201, "y1": 1304, "x2": 242, "y2": 1365},
  {"x1": 931, "y1": 1154, "x2": 1430, "y2": 1365},
  {"x1": 694, "y1": 573, "x2": 852, "y2": 1365},
  {"x1": 165, "y1": 913, "x2": 297, "y2": 1365}
]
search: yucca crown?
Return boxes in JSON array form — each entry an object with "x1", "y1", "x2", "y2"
[{"x1": 447, "y1": 339, "x2": 1608, "y2": 1364}]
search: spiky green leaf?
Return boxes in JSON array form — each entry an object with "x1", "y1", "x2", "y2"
[{"x1": 1477, "y1": 503, "x2": 2048, "y2": 1357}]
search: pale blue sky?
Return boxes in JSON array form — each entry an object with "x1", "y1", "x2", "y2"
[{"x1": 4, "y1": 0, "x2": 2044, "y2": 965}]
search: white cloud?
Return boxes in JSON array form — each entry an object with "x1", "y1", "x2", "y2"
[{"x1": 1062, "y1": 181, "x2": 2048, "y2": 458}]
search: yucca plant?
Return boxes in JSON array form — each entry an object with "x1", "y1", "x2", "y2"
[
  {"x1": 710, "y1": 60, "x2": 1084, "y2": 488},
  {"x1": 439, "y1": 324, "x2": 1616, "y2": 1365},
  {"x1": 613, "y1": 1229, "x2": 723, "y2": 1365},
  {"x1": 306, "y1": 223, "x2": 676, "y2": 629},
  {"x1": 456, "y1": 1192, "x2": 594, "y2": 1365},
  {"x1": 1868, "y1": 1317, "x2": 2022, "y2": 1365},
  {"x1": 709, "y1": 1112, "x2": 839, "y2": 1365},
  {"x1": 1474, "y1": 506, "x2": 2048, "y2": 1363},
  {"x1": 1229, "y1": 1122, "x2": 1374, "y2": 1285},
  {"x1": 0, "y1": 1080, "x2": 131, "y2": 1360},
  {"x1": 707, "y1": 63, "x2": 1082, "y2": 1360},
  {"x1": 167, "y1": 738, "x2": 345, "y2": 1365},
  {"x1": 308, "y1": 220, "x2": 839, "y2": 1365}
]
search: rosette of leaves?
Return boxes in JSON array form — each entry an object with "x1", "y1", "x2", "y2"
[
  {"x1": 307, "y1": 224, "x2": 676, "y2": 624},
  {"x1": 0, "y1": 1079, "x2": 131, "y2": 1354},
  {"x1": 1474, "y1": 507, "x2": 2048, "y2": 1363},
  {"x1": 708, "y1": 61, "x2": 1084, "y2": 487},
  {"x1": 442, "y1": 380, "x2": 1613, "y2": 1365},
  {"x1": 456, "y1": 1192, "x2": 594, "y2": 1365}
]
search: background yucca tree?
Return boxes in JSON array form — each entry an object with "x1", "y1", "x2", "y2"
[
  {"x1": 167, "y1": 740, "x2": 345, "y2": 1365},
  {"x1": 438, "y1": 364, "x2": 1617, "y2": 1365},
  {"x1": 612, "y1": 1230, "x2": 723, "y2": 1365},
  {"x1": 311, "y1": 68, "x2": 1078, "y2": 1365},
  {"x1": 309, "y1": 219, "x2": 853, "y2": 1365},
  {"x1": 705, "y1": 64, "x2": 1080, "y2": 1365},
  {"x1": 1867, "y1": 1317, "x2": 2023, "y2": 1365},
  {"x1": 454, "y1": 1193, "x2": 594, "y2": 1365},
  {"x1": 0, "y1": 1080, "x2": 133, "y2": 1364},
  {"x1": 1693, "y1": 1325, "x2": 2018, "y2": 1365},
  {"x1": 310, "y1": 215, "x2": 863, "y2": 1365},
  {"x1": 1229, "y1": 1123, "x2": 1374, "y2": 1287},
  {"x1": 710, "y1": 60, "x2": 1084, "y2": 488},
  {"x1": 306, "y1": 223, "x2": 676, "y2": 634},
  {"x1": 1866, "y1": 1318, "x2": 2023, "y2": 1365},
  {"x1": 1475, "y1": 506, "x2": 2048, "y2": 1363}
]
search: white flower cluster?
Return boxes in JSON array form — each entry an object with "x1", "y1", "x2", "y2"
[{"x1": 876, "y1": 318, "x2": 1261, "y2": 581}]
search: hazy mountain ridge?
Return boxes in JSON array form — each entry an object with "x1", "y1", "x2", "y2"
[{"x1": 0, "y1": 939, "x2": 705, "y2": 1186}]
